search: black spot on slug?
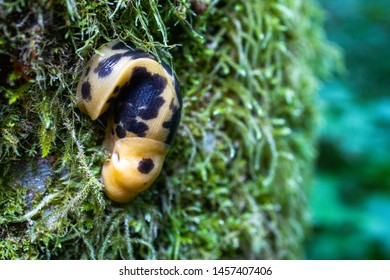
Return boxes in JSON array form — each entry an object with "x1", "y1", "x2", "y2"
[
  {"x1": 114, "y1": 67, "x2": 168, "y2": 137},
  {"x1": 169, "y1": 99, "x2": 175, "y2": 110},
  {"x1": 84, "y1": 66, "x2": 90, "y2": 77},
  {"x1": 125, "y1": 120, "x2": 149, "y2": 137},
  {"x1": 111, "y1": 41, "x2": 128, "y2": 50},
  {"x1": 122, "y1": 50, "x2": 152, "y2": 60},
  {"x1": 163, "y1": 78, "x2": 182, "y2": 144},
  {"x1": 138, "y1": 96, "x2": 165, "y2": 120},
  {"x1": 137, "y1": 158, "x2": 154, "y2": 174},
  {"x1": 115, "y1": 125, "x2": 126, "y2": 138},
  {"x1": 81, "y1": 81, "x2": 92, "y2": 101},
  {"x1": 163, "y1": 103, "x2": 181, "y2": 144},
  {"x1": 94, "y1": 53, "x2": 122, "y2": 78}
]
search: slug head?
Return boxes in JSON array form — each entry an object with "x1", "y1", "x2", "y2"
[{"x1": 102, "y1": 137, "x2": 169, "y2": 203}]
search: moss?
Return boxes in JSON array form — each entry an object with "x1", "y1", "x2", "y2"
[{"x1": 0, "y1": 0, "x2": 340, "y2": 259}]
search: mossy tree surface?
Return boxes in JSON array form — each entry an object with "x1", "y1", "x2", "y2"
[{"x1": 0, "y1": 0, "x2": 339, "y2": 259}]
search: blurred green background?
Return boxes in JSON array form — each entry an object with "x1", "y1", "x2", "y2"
[{"x1": 305, "y1": 0, "x2": 390, "y2": 259}]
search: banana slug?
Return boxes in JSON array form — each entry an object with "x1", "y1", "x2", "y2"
[{"x1": 76, "y1": 41, "x2": 181, "y2": 203}]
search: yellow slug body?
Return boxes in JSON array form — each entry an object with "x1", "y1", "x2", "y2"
[{"x1": 76, "y1": 41, "x2": 181, "y2": 203}]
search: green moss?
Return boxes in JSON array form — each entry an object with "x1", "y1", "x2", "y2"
[{"x1": 0, "y1": 0, "x2": 340, "y2": 259}]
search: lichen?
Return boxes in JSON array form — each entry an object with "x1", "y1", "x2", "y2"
[{"x1": 0, "y1": 0, "x2": 340, "y2": 259}]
